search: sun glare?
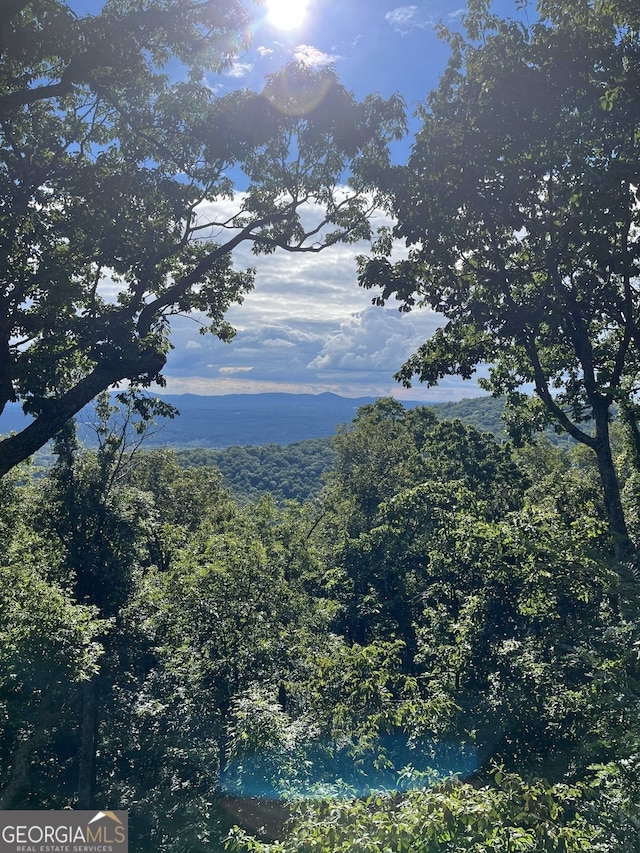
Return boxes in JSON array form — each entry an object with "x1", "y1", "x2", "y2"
[{"x1": 266, "y1": 0, "x2": 308, "y2": 30}]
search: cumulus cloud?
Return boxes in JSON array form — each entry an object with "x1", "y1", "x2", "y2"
[
  {"x1": 134, "y1": 191, "x2": 485, "y2": 400},
  {"x1": 385, "y1": 5, "x2": 431, "y2": 35},
  {"x1": 157, "y1": 191, "x2": 444, "y2": 396},
  {"x1": 167, "y1": 319, "x2": 326, "y2": 380},
  {"x1": 190, "y1": 193, "x2": 399, "y2": 334},
  {"x1": 94, "y1": 189, "x2": 467, "y2": 400},
  {"x1": 308, "y1": 305, "x2": 441, "y2": 373},
  {"x1": 293, "y1": 44, "x2": 338, "y2": 67},
  {"x1": 163, "y1": 307, "x2": 485, "y2": 400},
  {"x1": 241, "y1": 325, "x2": 326, "y2": 346},
  {"x1": 224, "y1": 61, "x2": 253, "y2": 78},
  {"x1": 263, "y1": 337, "x2": 296, "y2": 348}
]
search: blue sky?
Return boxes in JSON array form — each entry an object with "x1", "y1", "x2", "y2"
[{"x1": 99, "y1": 1, "x2": 521, "y2": 400}]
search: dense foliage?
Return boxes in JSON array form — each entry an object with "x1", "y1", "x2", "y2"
[
  {"x1": 23, "y1": 395, "x2": 532, "y2": 499},
  {"x1": 176, "y1": 439, "x2": 336, "y2": 504},
  {"x1": 172, "y1": 399, "x2": 524, "y2": 505},
  {"x1": 0, "y1": 0, "x2": 405, "y2": 476},
  {"x1": 359, "y1": 0, "x2": 640, "y2": 564},
  {"x1": 1, "y1": 395, "x2": 640, "y2": 851}
]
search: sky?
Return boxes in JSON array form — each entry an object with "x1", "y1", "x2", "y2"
[{"x1": 110, "y1": 1, "x2": 521, "y2": 400}]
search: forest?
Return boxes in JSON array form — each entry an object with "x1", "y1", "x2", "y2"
[
  {"x1": 173, "y1": 396, "x2": 510, "y2": 504},
  {"x1": 1, "y1": 392, "x2": 640, "y2": 852},
  {"x1": 2, "y1": 0, "x2": 640, "y2": 850}
]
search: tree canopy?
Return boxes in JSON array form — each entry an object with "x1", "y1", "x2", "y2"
[
  {"x1": 0, "y1": 0, "x2": 405, "y2": 476},
  {"x1": 358, "y1": 0, "x2": 640, "y2": 565},
  {"x1": 1, "y1": 396, "x2": 639, "y2": 849}
]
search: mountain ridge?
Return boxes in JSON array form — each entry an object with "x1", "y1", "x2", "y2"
[{"x1": 0, "y1": 391, "x2": 500, "y2": 449}]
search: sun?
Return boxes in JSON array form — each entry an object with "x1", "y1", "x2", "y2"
[{"x1": 266, "y1": 0, "x2": 309, "y2": 30}]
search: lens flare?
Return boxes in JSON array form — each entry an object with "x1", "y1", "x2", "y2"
[{"x1": 263, "y1": 65, "x2": 333, "y2": 117}]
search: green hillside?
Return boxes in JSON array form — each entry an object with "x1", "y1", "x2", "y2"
[
  {"x1": 4, "y1": 395, "x2": 635, "y2": 853},
  {"x1": 433, "y1": 395, "x2": 507, "y2": 437},
  {"x1": 177, "y1": 437, "x2": 335, "y2": 504},
  {"x1": 175, "y1": 398, "x2": 525, "y2": 504}
]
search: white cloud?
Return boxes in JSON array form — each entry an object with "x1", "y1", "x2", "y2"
[
  {"x1": 224, "y1": 61, "x2": 253, "y2": 78},
  {"x1": 219, "y1": 366, "x2": 254, "y2": 374},
  {"x1": 125, "y1": 191, "x2": 484, "y2": 401},
  {"x1": 190, "y1": 193, "x2": 397, "y2": 330},
  {"x1": 158, "y1": 193, "x2": 441, "y2": 396},
  {"x1": 308, "y1": 305, "x2": 441, "y2": 372},
  {"x1": 92, "y1": 191, "x2": 469, "y2": 400},
  {"x1": 385, "y1": 6, "x2": 430, "y2": 35},
  {"x1": 263, "y1": 337, "x2": 296, "y2": 348},
  {"x1": 293, "y1": 44, "x2": 338, "y2": 67}
]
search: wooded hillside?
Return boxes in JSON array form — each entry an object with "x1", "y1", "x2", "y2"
[{"x1": 1, "y1": 394, "x2": 639, "y2": 852}]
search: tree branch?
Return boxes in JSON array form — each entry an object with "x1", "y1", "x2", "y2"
[
  {"x1": 524, "y1": 331, "x2": 596, "y2": 448},
  {"x1": 0, "y1": 348, "x2": 165, "y2": 477},
  {"x1": 0, "y1": 81, "x2": 75, "y2": 114},
  {"x1": 135, "y1": 214, "x2": 280, "y2": 336}
]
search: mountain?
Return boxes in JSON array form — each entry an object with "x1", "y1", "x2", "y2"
[
  {"x1": 0, "y1": 391, "x2": 508, "y2": 449},
  {"x1": 146, "y1": 392, "x2": 388, "y2": 447},
  {"x1": 0, "y1": 392, "x2": 407, "y2": 449}
]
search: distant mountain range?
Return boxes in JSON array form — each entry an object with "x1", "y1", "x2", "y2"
[{"x1": 0, "y1": 391, "x2": 506, "y2": 449}]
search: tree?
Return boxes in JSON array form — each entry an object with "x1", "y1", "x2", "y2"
[
  {"x1": 227, "y1": 771, "x2": 600, "y2": 853},
  {"x1": 30, "y1": 398, "x2": 169, "y2": 807},
  {"x1": 320, "y1": 400, "x2": 526, "y2": 649},
  {"x1": 358, "y1": 0, "x2": 640, "y2": 567},
  {"x1": 3, "y1": 392, "x2": 236, "y2": 819},
  {"x1": 0, "y1": 0, "x2": 405, "y2": 477},
  {"x1": 324, "y1": 399, "x2": 437, "y2": 533},
  {"x1": 0, "y1": 515, "x2": 105, "y2": 809},
  {"x1": 319, "y1": 403, "x2": 636, "y2": 780},
  {"x1": 100, "y1": 496, "x2": 329, "y2": 851}
]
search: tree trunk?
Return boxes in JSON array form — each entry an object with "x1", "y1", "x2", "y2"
[
  {"x1": 592, "y1": 406, "x2": 637, "y2": 572},
  {"x1": 619, "y1": 400, "x2": 640, "y2": 472},
  {"x1": 0, "y1": 695, "x2": 55, "y2": 808},
  {"x1": 77, "y1": 677, "x2": 98, "y2": 808},
  {"x1": 0, "y1": 349, "x2": 165, "y2": 478}
]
